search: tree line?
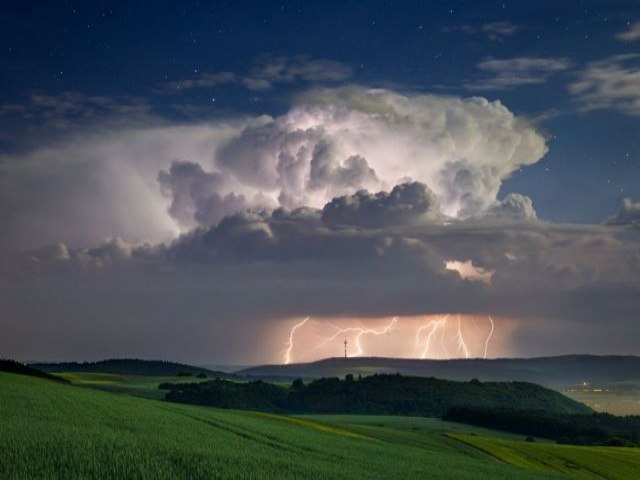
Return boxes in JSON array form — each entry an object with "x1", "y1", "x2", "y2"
[
  {"x1": 444, "y1": 407, "x2": 640, "y2": 446},
  {"x1": 160, "y1": 373, "x2": 590, "y2": 417}
]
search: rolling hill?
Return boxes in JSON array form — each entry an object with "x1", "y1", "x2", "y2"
[
  {"x1": 1, "y1": 371, "x2": 567, "y2": 480},
  {"x1": 0, "y1": 359, "x2": 68, "y2": 383},
  {"x1": 238, "y1": 355, "x2": 640, "y2": 387},
  {"x1": 162, "y1": 374, "x2": 592, "y2": 417},
  {"x1": 32, "y1": 358, "x2": 237, "y2": 379}
]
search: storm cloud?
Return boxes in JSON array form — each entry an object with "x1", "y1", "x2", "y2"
[
  {"x1": 2, "y1": 86, "x2": 639, "y2": 364},
  {"x1": 5, "y1": 181, "x2": 639, "y2": 363}
]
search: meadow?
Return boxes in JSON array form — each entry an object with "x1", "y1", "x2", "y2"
[
  {"x1": 1, "y1": 372, "x2": 561, "y2": 479},
  {"x1": 2, "y1": 371, "x2": 639, "y2": 479},
  {"x1": 453, "y1": 434, "x2": 640, "y2": 479}
]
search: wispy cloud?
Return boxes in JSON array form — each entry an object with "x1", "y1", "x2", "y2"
[
  {"x1": 164, "y1": 72, "x2": 237, "y2": 91},
  {"x1": 569, "y1": 54, "x2": 640, "y2": 116},
  {"x1": 616, "y1": 21, "x2": 640, "y2": 41},
  {"x1": 0, "y1": 92, "x2": 155, "y2": 129},
  {"x1": 161, "y1": 55, "x2": 353, "y2": 93},
  {"x1": 466, "y1": 56, "x2": 572, "y2": 91},
  {"x1": 446, "y1": 21, "x2": 519, "y2": 41}
]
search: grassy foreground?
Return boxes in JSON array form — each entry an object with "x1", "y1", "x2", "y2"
[
  {"x1": 453, "y1": 434, "x2": 640, "y2": 480},
  {"x1": 1, "y1": 372, "x2": 562, "y2": 480}
]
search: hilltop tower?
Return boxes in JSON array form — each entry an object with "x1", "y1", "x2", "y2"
[{"x1": 344, "y1": 337, "x2": 348, "y2": 359}]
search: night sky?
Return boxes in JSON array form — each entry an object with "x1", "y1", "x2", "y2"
[{"x1": 1, "y1": 1, "x2": 639, "y2": 364}]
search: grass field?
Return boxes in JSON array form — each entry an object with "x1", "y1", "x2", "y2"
[
  {"x1": 453, "y1": 434, "x2": 640, "y2": 480},
  {"x1": 298, "y1": 414, "x2": 552, "y2": 454},
  {"x1": 4, "y1": 372, "x2": 640, "y2": 479},
  {"x1": 1, "y1": 372, "x2": 566, "y2": 479},
  {"x1": 56, "y1": 372, "x2": 209, "y2": 399}
]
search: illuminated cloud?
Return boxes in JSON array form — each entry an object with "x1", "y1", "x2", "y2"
[
  {"x1": 3, "y1": 86, "x2": 639, "y2": 364},
  {"x1": 158, "y1": 161, "x2": 251, "y2": 229},
  {"x1": 604, "y1": 198, "x2": 640, "y2": 226},
  {"x1": 215, "y1": 86, "x2": 547, "y2": 218},
  {"x1": 0, "y1": 120, "x2": 256, "y2": 252},
  {"x1": 0, "y1": 86, "x2": 548, "y2": 254},
  {"x1": 445, "y1": 260, "x2": 495, "y2": 284},
  {"x1": 486, "y1": 193, "x2": 537, "y2": 221}
]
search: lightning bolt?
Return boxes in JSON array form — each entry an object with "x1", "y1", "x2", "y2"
[
  {"x1": 283, "y1": 317, "x2": 309, "y2": 365},
  {"x1": 483, "y1": 315, "x2": 495, "y2": 359},
  {"x1": 281, "y1": 314, "x2": 496, "y2": 362},
  {"x1": 318, "y1": 317, "x2": 397, "y2": 357},
  {"x1": 440, "y1": 317, "x2": 450, "y2": 359},
  {"x1": 415, "y1": 314, "x2": 449, "y2": 359},
  {"x1": 456, "y1": 314, "x2": 471, "y2": 359}
]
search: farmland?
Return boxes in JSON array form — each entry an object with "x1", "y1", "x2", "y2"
[
  {"x1": 453, "y1": 434, "x2": 640, "y2": 479},
  {"x1": 1, "y1": 372, "x2": 560, "y2": 479},
  {"x1": 57, "y1": 371, "x2": 209, "y2": 399},
  {"x1": 3, "y1": 371, "x2": 640, "y2": 479}
]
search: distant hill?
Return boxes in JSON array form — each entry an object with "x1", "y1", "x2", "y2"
[
  {"x1": 0, "y1": 359, "x2": 68, "y2": 383},
  {"x1": 32, "y1": 358, "x2": 238, "y2": 379},
  {"x1": 163, "y1": 374, "x2": 592, "y2": 417},
  {"x1": 238, "y1": 355, "x2": 640, "y2": 387}
]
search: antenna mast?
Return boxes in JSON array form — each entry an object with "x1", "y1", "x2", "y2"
[{"x1": 344, "y1": 337, "x2": 348, "y2": 359}]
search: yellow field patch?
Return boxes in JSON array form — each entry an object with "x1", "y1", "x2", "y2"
[
  {"x1": 253, "y1": 412, "x2": 374, "y2": 440},
  {"x1": 449, "y1": 433, "x2": 640, "y2": 480}
]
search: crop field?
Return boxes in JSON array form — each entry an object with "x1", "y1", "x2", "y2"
[
  {"x1": 4, "y1": 372, "x2": 640, "y2": 479},
  {"x1": 1, "y1": 372, "x2": 566, "y2": 480},
  {"x1": 453, "y1": 434, "x2": 640, "y2": 480},
  {"x1": 298, "y1": 414, "x2": 552, "y2": 452},
  {"x1": 56, "y1": 372, "x2": 209, "y2": 399}
]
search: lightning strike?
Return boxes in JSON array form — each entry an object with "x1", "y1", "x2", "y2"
[
  {"x1": 440, "y1": 318, "x2": 450, "y2": 359},
  {"x1": 456, "y1": 314, "x2": 471, "y2": 359},
  {"x1": 283, "y1": 317, "x2": 310, "y2": 364},
  {"x1": 483, "y1": 315, "x2": 495, "y2": 359},
  {"x1": 318, "y1": 317, "x2": 398, "y2": 357},
  {"x1": 281, "y1": 314, "x2": 497, "y2": 362},
  {"x1": 415, "y1": 314, "x2": 449, "y2": 359}
]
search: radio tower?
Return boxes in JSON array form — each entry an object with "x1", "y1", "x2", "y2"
[{"x1": 344, "y1": 337, "x2": 348, "y2": 359}]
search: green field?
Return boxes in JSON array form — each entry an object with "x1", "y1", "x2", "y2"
[
  {"x1": 453, "y1": 434, "x2": 640, "y2": 480},
  {"x1": 56, "y1": 372, "x2": 209, "y2": 399},
  {"x1": 2, "y1": 372, "x2": 639, "y2": 479},
  {"x1": 1, "y1": 372, "x2": 563, "y2": 479}
]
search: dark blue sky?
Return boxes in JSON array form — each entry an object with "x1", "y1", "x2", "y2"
[{"x1": 2, "y1": 0, "x2": 640, "y2": 222}]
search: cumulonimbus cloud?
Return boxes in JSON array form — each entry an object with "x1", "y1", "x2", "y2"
[
  {"x1": 208, "y1": 86, "x2": 548, "y2": 221},
  {"x1": 1, "y1": 86, "x2": 548, "y2": 255}
]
